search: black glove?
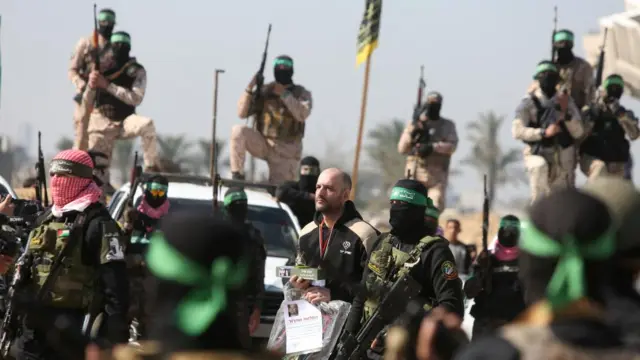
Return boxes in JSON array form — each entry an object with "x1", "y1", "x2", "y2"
[{"x1": 417, "y1": 143, "x2": 434, "y2": 157}]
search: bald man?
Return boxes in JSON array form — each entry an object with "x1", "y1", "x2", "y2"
[{"x1": 288, "y1": 168, "x2": 379, "y2": 304}]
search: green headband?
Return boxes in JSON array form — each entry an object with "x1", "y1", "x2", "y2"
[
  {"x1": 146, "y1": 182, "x2": 168, "y2": 191},
  {"x1": 146, "y1": 233, "x2": 248, "y2": 336},
  {"x1": 390, "y1": 187, "x2": 427, "y2": 206},
  {"x1": 500, "y1": 219, "x2": 520, "y2": 228},
  {"x1": 533, "y1": 63, "x2": 558, "y2": 79},
  {"x1": 224, "y1": 191, "x2": 247, "y2": 206},
  {"x1": 553, "y1": 31, "x2": 574, "y2": 43},
  {"x1": 49, "y1": 159, "x2": 94, "y2": 179},
  {"x1": 425, "y1": 207, "x2": 439, "y2": 219},
  {"x1": 274, "y1": 58, "x2": 293, "y2": 68},
  {"x1": 519, "y1": 221, "x2": 615, "y2": 310},
  {"x1": 98, "y1": 12, "x2": 115, "y2": 22},
  {"x1": 604, "y1": 76, "x2": 625, "y2": 89},
  {"x1": 111, "y1": 33, "x2": 131, "y2": 44}
]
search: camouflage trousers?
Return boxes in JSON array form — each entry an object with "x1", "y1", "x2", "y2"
[
  {"x1": 87, "y1": 111, "x2": 158, "y2": 190},
  {"x1": 404, "y1": 157, "x2": 448, "y2": 211},
  {"x1": 229, "y1": 125, "x2": 301, "y2": 185},
  {"x1": 524, "y1": 149, "x2": 576, "y2": 203},
  {"x1": 579, "y1": 154, "x2": 626, "y2": 180}
]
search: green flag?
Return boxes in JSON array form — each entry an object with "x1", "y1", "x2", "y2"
[{"x1": 356, "y1": 0, "x2": 382, "y2": 67}]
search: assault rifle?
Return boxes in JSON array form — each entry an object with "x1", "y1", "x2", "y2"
[
  {"x1": 409, "y1": 66, "x2": 427, "y2": 179},
  {"x1": 551, "y1": 6, "x2": 557, "y2": 62},
  {"x1": 480, "y1": 175, "x2": 492, "y2": 293},
  {"x1": 34, "y1": 132, "x2": 49, "y2": 208},
  {"x1": 0, "y1": 252, "x2": 32, "y2": 358},
  {"x1": 74, "y1": 4, "x2": 101, "y2": 105},
  {"x1": 329, "y1": 271, "x2": 422, "y2": 360},
  {"x1": 247, "y1": 24, "x2": 272, "y2": 125},
  {"x1": 126, "y1": 152, "x2": 142, "y2": 208},
  {"x1": 594, "y1": 28, "x2": 608, "y2": 90}
]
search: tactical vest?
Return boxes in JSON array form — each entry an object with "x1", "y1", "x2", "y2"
[
  {"x1": 524, "y1": 94, "x2": 574, "y2": 156},
  {"x1": 25, "y1": 214, "x2": 96, "y2": 309},
  {"x1": 254, "y1": 83, "x2": 306, "y2": 142},
  {"x1": 362, "y1": 234, "x2": 438, "y2": 322},
  {"x1": 501, "y1": 325, "x2": 640, "y2": 360},
  {"x1": 96, "y1": 60, "x2": 142, "y2": 121},
  {"x1": 580, "y1": 105, "x2": 630, "y2": 163}
]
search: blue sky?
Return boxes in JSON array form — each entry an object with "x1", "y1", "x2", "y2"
[{"x1": 0, "y1": 0, "x2": 630, "y2": 202}]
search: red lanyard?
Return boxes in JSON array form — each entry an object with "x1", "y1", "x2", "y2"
[{"x1": 319, "y1": 220, "x2": 334, "y2": 258}]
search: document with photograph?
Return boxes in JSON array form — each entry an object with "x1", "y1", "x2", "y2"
[{"x1": 283, "y1": 299, "x2": 323, "y2": 354}]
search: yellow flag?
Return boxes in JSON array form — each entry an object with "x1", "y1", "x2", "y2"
[{"x1": 356, "y1": 0, "x2": 383, "y2": 67}]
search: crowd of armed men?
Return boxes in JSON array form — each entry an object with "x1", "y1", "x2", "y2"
[{"x1": 0, "y1": 5, "x2": 639, "y2": 360}]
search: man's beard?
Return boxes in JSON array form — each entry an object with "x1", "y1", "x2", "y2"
[{"x1": 315, "y1": 196, "x2": 335, "y2": 213}]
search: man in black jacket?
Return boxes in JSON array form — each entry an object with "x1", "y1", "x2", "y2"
[
  {"x1": 289, "y1": 168, "x2": 379, "y2": 304},
  {"x1": 276, "y1": 156, "x2": 320, "y2": 227}
]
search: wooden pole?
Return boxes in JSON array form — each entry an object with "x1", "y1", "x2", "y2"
[
  {"x1": 211, "y1": 69, "x2": 224, "y2": 209},
  {"x1": 350, "y1": 55, "x2": 372, "y2": 200}
]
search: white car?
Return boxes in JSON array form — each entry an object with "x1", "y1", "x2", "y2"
[{"x1": 107, "y1": 173, "x2": 300, "y2": 340}]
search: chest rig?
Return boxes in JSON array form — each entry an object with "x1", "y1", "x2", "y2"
[
  {"x1": 95, "y1": 59, "x2": 141, "y2": 121},
  {"x1": 254, "y1": 83, "x2": 306, "y2": 142},
  {"x1": 362, "y1": 234, "x2": 438, "y2": 322},
  {"x1": 25, "y1": 212, "x2": 96, "y2": 309}
]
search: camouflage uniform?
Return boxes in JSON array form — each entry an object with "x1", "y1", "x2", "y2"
[
  {"x1": 513, "y1": 87, "x2": 583, "y2": 202},
  {"x1": 397, "y1": 95, "x2": 457, "y2": 212},
  {"x1": 231, "y1": 57, "x2": 313, "y2": 185}
]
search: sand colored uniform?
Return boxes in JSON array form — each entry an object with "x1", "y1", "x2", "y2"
[
  {"x1": 397, "y1": 118, "x2": 457, "y2": 211},
  {"x1": 70, "y1": 34, "x2": 116, "y2": 150},
  {"x1": 513, "y1": 88, "x2": 584, "y2": 202},
  {"x1": 580, "y1": 100, "x2": 640, "y2": 179},
  {"x1": 86, "y1": 58, "x2": 158, "y2": 188},
  {"x1": 231, "y1": 82, "x2": 312, "y2": 184}
]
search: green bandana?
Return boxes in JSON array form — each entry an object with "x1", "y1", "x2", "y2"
[
  {"x1": 224, "y1": 191, "x2": 247, "y2": 206},
  {"x1": 274, "y1": 58, "x2": 293, "y2": 68},
  {"x1": 500, "y1": 219, "x2": 520, "y2": 229},
  {"x1": 604, "y1": 76, "x2": 625, "y2": 90},
  {"x1": 111, "y1": 33, "x2": 131, "y2": 45},
  {"x1": 553, "y1": 31, "x2": 574, "y2": 43},
  {"x1": 146, "y1": 182, "x2": 168, "y2": 191},
  {"x1": 533, "y1": 63, "x2": 558, "y2": 79},
  {"x1": 98, "y1": 12, "x2": 115, "y2": 22},
  {"x1": 390, "y1": 187, "x2": 428, "y2": 206},
  {"x1": 519, "y1": 221, "x2": 615, "y2": 309},
  {"x1": 425, "y1": 198, "x2": 439, "y2": 219},
  {"x1": 146, "y1": 233, "x2": 248, "y2": 336}
]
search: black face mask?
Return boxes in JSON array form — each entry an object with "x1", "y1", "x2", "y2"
[
  {"x1": 389, "y1": 203, "x2": 425, "y2": 238},
  {"x1": 498, "y1": 227, "x2": 519, "y2": 247},
  {"x1": 98, "y1": 24, "x2": 114, "y2": 39},
  {"x1": 145, "y1": 191, "x2": 167, "y2": 208},
  {"x1": 299, "y1": 175, "x2": 318, "y2": 193},
  {"x1": 538, "y1": 73, "x2": 559, "y2": 98},
  {"x1": 226, "y1": 203, "x2": 248, "y2": 224},
  {"x1": 606, "y1": 85, "x2": 623, "y2": 102},
  {"x1": 274, "y1": 69, "x2": 293, "y2": 85},
  {"x1": 425, "y1": 103, "x2": 441, "y2": 120},
  {"x1": 112, "y1": 43, "x2": 131, "y2": 66},
  {"x1": 555, "y1": 47, "x2": 574, "y2": 65}
]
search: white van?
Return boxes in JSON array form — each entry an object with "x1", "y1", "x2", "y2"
[{"x1": 107, "y1": 173, "x2": 299, "y2": 340}]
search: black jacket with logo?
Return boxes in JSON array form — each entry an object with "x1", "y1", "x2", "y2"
[{"x1": 296, "y1": 201, "x2": 379, "y2": 303}]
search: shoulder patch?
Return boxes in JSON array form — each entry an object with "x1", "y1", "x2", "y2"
[
  {"x1": 345, "y1": 219, "x2": 379, "y2": 254},
  {"x1": 441, "y1": 260, "x2": 458, "y2": 280},
  {"x1": 299, "y1": 221, "x2": 319, "y2": 238}
]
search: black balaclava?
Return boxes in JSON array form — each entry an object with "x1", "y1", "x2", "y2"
[
  {"x1": 274, "y1": 55, "x2": 294, "y2": 85},
  {"x1": 533, "y1": 60, "x2": 561, "y2": 98},
  {"x1": 388, "y1": 179, "x2": 428, "y2": 240},
  {"x1": 553, "y1": 29, "x2": 575, "y2": 65},
  {"x1": 147, "y1": 211, "x2": 249, "y2": 352},
  {"x1": 603, "y1": 74, "x2": 625, "y2": 103},
  {"x1": 97, "y1": 8, "x2": 116, "y2": 39},
  {"x1": 498, "y1": 214, "x2": 520, "y2": 248},
  {"x1": 110, "y1": 31, "x2": 132, "y2": 67},
  {"x1": 144, "y1": 175, "x2": 169, "y2": 208},
  {"x1": 424, "y1": 91, "x2": 443, "y2": 120},
  {"x1": 299, "y1": 156, "x2": 320, "y2": 193},
  {"x1": 519, "y1": 188, "x2": 614, "y2": 308},
  {"x1": 224, "y1": 187, "x2": 248, "y2": 224}
]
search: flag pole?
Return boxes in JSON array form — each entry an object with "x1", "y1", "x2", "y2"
[{"x1": 350, "y1": 54, "x2": 372, "y2": 201}]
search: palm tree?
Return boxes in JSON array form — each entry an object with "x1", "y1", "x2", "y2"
[
  {"x1": 157, "y1": 135, "x2": 193, "y2": 165},
  {"x1": 55, "y1": 136, "x2": 74, "y2": 152},
  {"x1": 112, "y1": 140, "x2": 134, "y2": 185},
  {"x1": 461, "y1": 111, "x2": 526, "y2": 205},
  {"x1": 365, "y1": 119, "x2": 407, "y2": 193}
]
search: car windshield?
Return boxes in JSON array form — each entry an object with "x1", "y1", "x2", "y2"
[{"x1": 150, "y1": 197, "x2": 297, "y2": 259}]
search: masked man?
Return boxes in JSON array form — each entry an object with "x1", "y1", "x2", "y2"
[
  {"x1": 223, "y1": 187, "x2": 266, "y2": 349},
  {"x1": 276, "y1": 156, "x2": 320, "y2": 227},
  {"x1": 580, "y1": 74, "x2": 640, "y2": 179},
  {"x1": 15, "y1": 150, "x2": 129, "y2": 360},
  {"x1": 397, "y1": 92, "x2": 458, "y2": 211},
  {"x1": 464, "y1": 215, "x2": 525, "y2": 339},
  {"x1": 232, "y1": 55, "x2": 313, "y2": 184},
  {"x1": 85, "y1": 31, "x2": 159, "y2": 195},
  {"x1": 121, "y1": 175, "x2": 170, "y2": 341},
  {"x1": 69, "y1": 8, "x2": 117, "y2": 150},
  {"x1": 343, "y1": 179, "x2": 463, "y2": 358},
  {"x1": 513, "y1": 60, "x2": 584, "y2": 202},
  {"x1": 87, "y1": 150, "x2": 115, "y2": 204}
]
